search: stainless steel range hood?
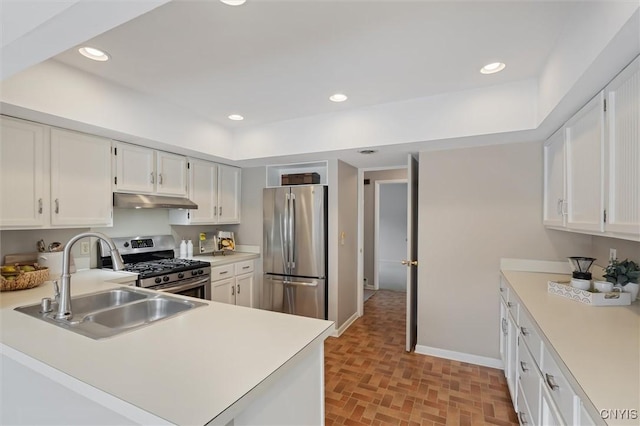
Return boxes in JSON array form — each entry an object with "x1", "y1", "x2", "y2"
[{"x1": 113, "y1": 193, "x2": 198, "y2": 209}]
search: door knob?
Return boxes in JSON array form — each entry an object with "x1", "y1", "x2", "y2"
[{"x1": 401, "y1": 260, "x2": 418, "y2": 266}]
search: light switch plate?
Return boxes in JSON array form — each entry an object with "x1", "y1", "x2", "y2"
[{"x1": 80, "y1": 242, "x2": 90, "y2": 255}]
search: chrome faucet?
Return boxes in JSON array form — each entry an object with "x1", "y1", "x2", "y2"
[{"x1": 54, "y1": 232, "x2": 125, "y2": 320}]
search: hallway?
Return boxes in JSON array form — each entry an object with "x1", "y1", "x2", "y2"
[{"x1": 324, "y1": 290, "x2": 518, "y2": 426}]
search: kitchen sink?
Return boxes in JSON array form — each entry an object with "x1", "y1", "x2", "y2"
[
  {"x1": 15, "y1": 288, "x2": 206, "y2": 340},
  {"x1": 84, "y1": 298, "x2": 195, "y2": 330}
]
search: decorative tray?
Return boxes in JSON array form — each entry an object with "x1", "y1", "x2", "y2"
[{"x1": 547, "y1": 281, "x2": 631, "y2": 306}]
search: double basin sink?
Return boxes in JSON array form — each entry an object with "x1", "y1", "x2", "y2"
[{"x1": 15, "y1": 288, "x2": 206, "y2": 339}]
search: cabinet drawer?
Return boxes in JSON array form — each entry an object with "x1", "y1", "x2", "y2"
[
  {"x1": 235, "y1": 260, "x2": 254, "y2": 275},
  {"x1": 519, "y1": 308, "x2": 542, "y2": 366},
  {"x1": 541, "y1": 346, "x2": 578, "y2": 424},
  {"x1": 516, "y1": 384, "x2": 534, "y2": 426},
  {"x1": 517, "y1": 343, "x2": 540, "y2": 425},
  {"x1": 211, "y1": 264, "x2": 235, "y2": 282}
]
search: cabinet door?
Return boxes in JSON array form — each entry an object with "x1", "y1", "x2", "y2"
[
  {"x1": 217, "y1": 164, "x2": 241, "y2": 223},
  {"x1": 156, "y1": 151, "x2": 187, "y2": 196},
  {"x1": 0, "y1": 117, "x2": 47, "y2": 228},
  {"x1": 506, "y1": 311, "x2": 518, "y2": 408},
  {"x1": 235, "y1": 273, "x2": 254, "y2": 308},
  {"x1": 543, "y1": 128, "x2": 566, "y2": 227},
  {"x1": 114, "y1": 142, "x2": 155, "y2": 193},
  {"x1": 50, "y1": 128, "x2": 112, "y2": 227},
  {"x1": 565, "y1": 91, "x2": 605, "y2": 232},
  {"x1": 606, "y1": 56, "x2": 640, "y2": 236},
  {"x1": 211, "y1": 278, "x2": 235, "y2": 304},
  {"x1": 188, "y1": 159, "x2": 217, "y2": 224}
]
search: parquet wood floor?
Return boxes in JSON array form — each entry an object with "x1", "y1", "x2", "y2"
[{"x1": 324, "y1": 290, "x2": 518, "y2": 426}]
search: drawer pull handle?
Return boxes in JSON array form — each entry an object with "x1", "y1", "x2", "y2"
[
  {"x1": 501, "y1": 318, "x2": 508, "y2": 335},
  {"x1": 220, "y1": 271, "x2": 228, "y2": 275},
  {"x1": 231, "y1": 285, "x2": 235, "y2": 296},
  {"x1": 54, "y1": 199, "x2": 60, "y2": 214},
  {"x1": 150, "y1": 172, "x2": 155, "y2": 184},
  {"x1": 237, "y1": 284, "x2": 240, "y2": 294},
  {"x1": 38, "y1": 198, "x2": 43, "y2": 214},
  {"x1": 520, "y1": 326, "x2": 529, "y2": 336},
  {"x1": 507, "y1": 301, "x2": 513, "y2": 308},
  {"x1": 499, "y1": 287, "x2": 505, "y2": 292},
  {"x1": 242, "y1": 266, "x2": 250, "y2": 269},
  {"x1": 545, "y1": 373, "x2": 559, "y2": 391},
  {"x1": 518, "y1": 411, "x2": 528, "y2": 425},
  {"x1": 520, "y1": 361, "x2": 529, "y2": 372}
]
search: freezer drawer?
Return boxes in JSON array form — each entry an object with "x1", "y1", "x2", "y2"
[{"x1": 262, "y1": 274, "x2": 326, "y2": 320}]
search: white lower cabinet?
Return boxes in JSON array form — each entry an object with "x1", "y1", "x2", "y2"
[
  {"x1": 211, "y1": 260, "x2": 255, "y2": 308},
  {"x1": 500, "y1": 278, "x2": 598, "y2": 426}
]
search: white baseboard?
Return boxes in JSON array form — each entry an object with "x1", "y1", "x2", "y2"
[
  {"x1": 332, "y1": 312, "x2": 359, "y2": 337},
  {"x1": 415, "y1": 345, "x2": 503, "y2": 370}
]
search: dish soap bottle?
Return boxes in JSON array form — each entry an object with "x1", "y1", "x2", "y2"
[
  {"x1": 187, "y1": 240, "x2": 194, "y2": 258},
  {"x1": 179, "y1": 239, "x2": 187, "y2": 258}
]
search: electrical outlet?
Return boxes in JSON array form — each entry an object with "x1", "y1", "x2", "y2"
[
  {"x1": 80, "y1": 242, "x2": 90, "y2": 255},
  {"x1": 609, "y1": 248, "x2": 617, "y2": 261}
]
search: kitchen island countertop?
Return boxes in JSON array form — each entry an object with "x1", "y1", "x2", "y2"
[{"x1": 0, "y1": 268, "x2": 334, "y2": 425}]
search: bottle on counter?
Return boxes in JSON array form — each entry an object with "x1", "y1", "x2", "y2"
[
  {"x1": 179, "y1": 240, "x2": 187, "y2": 258},
  {"x1": 187, "y1": 240, "x2": 194, "y2": 258}
]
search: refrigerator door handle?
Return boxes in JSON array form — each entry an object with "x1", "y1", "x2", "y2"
[
  {"x1": 284, "y1": 192, "x2": 290, "y2": 272},
  {"x1": 290, "y1": 193, "x2": 296, "y2": 269},
  {"x1": 267, "y1": 276, "x2": 318, "y2": 288}
]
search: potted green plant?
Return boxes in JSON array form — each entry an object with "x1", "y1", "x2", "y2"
[{"x1": 604, "y1": 258, "x2": 640, "y2": 301}]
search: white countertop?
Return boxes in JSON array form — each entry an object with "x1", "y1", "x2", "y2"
[
  {"x1": 0, "y1": 269, "x2": 334, "y2": 425},
  {"x1": 501, "y1": 270, "x2": 640, "y2": 424}
]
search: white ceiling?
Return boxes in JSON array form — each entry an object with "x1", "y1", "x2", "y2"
[{"x1": 52, "y1": 0, "x2": 577, "y2": 129}]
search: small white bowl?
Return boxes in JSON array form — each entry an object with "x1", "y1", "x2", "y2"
[
  {"x1": 570, "y1": 278, "x2": 591, "y2": 291},
  {"x1": 593, "y1": 280, "x2": 613, "y2": 293}
]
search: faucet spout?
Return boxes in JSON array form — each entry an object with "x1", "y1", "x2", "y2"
[{"x1": 54, "y1": 232, "x2": 125, "y2": 320}]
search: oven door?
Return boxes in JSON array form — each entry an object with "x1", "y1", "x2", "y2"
[{"x1": 153, "y1": 276, "x2": 211, "y2": 301}]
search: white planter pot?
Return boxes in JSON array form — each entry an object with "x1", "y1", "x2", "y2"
[{"x1": 623, "y1": 283, "x2": 639, "y2": 301}]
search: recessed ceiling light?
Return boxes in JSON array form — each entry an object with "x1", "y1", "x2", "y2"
[
  {"x1": 480, "y1": 62, "x2": 506, "y2": 74},
  {"x1": 228, "y1": 114, "x2": 244, "y2": 121},
  {"x1": 220, "y1": 0, "x2": 246, "y2": 5},
  {"x1": 358, "y1": 149, "x2": 377, "y2": 155},
  {"x1": 78, "y1": 46, "x2": 110, "y2": 62},
  {"x1": 329, "y1": 93, "x2": 348, "y2": 103}
]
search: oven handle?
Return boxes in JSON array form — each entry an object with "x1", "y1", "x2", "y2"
[{"x1": 155, "y1": 276, "x2": 210, "y2": 294}]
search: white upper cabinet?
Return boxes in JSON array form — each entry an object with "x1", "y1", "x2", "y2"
[
  {"x1": 50, "y1": 128, "x2": 112, "y2": 227},
  {"x1": 170, "y1": 160, "x2": 241, "y2": 225},
  {"x1": 543, "y1": 128, "x2": 566, "y2": 227},
  {"x1": 0, "y1": 116, "x2": 114, "y2": 229},
  {"x1": 542, "y1": 55, "x2": 640, "y2": 241},
  {"x1": 565, "y1": 91, "x2": 605, "y2": 233},
  {"x1": 114, "y1": 142, "x2": 155, "y2": 194},
  {"x1": 217, "y1": 164, "x2": 241, "y2": 223},
  {"x1": 186, "y1": 158, "x2": 218, "y2": 224},
  {"x1": 156, "y1": 151, "x2": 188, "y2": 197},
  {"x1": 605, "y1": 56, "x2": 640, "y2": 237},
  {"x1": 0, "y1": 116, "x2": 47, "y2": 228},
  {"x1": 114, "y1": 142, "x2": 187, "y2": 197}
]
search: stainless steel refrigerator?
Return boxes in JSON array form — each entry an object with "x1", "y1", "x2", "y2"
[{"x1": 262, "y1": 185, "x2": 328, "y2": 319}]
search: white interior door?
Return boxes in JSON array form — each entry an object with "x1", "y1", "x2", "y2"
[{"x1": 405, "y1": 154, "x2": 418, "y2": 352}]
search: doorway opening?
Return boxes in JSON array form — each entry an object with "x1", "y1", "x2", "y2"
[{"x1": 360, "y1": 169, "x2": 407, "y2": 306}]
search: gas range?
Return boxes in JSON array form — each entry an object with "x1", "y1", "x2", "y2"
[{"x1": 98, "y1": 235, "x2": 211, "y2": 299}]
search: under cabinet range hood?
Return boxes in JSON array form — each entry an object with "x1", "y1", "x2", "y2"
[{"x1": 113, "y1": 193, "x2": 198, "y2": 210}]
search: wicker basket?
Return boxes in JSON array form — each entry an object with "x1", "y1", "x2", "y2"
[{"x1": 0, "y1": 267, "x2": 49, "y2": 291}]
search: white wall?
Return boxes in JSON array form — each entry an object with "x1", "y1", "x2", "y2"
[
  {"x1": 378, "y1": 182, "x2": 407, "y2": 292},
  {"x1": 417, "y1": 141, "x2": 593, "y2": 361},
  {"x1": 363, "y1": 169, "x2": 407, "y2": 287},
  {"x1": 334, "y1": 160, "x2": 358, "y2": 329}
]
